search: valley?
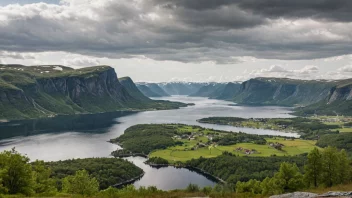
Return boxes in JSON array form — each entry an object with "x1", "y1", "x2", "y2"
[
  {"x1": 0, "y1": 95, "x2": 297, "y2": 191},
  {"x1": 1, "y1": 65, "x2": 352, "y2": 197}
]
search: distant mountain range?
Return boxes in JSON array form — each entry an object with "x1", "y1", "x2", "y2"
[
  {"x1": 1, "y1": 64, "x2": 352, "y2": 119},
  {"x1": 138, "y1": 78, "x2": 352, "y2": 116},
  {"x1": 136, "y1": 81, "x2": 241, "y2": 100},
  {"x1": 0, "y1": 65, "x2": 187, "y2": 120}
]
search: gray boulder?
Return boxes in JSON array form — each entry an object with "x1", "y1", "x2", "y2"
[{"x1": 270, "y1": 192, "x2": 318, "y2": 198}]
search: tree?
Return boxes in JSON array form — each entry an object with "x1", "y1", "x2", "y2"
[
  {"x1": 260, "y1": 177, "x2": 284, "y2": 196},
  {"x1": 31, "y1": 160, "x2": 57, "y2": 195},
  {"x1": 0, "y1": 169, "x2": 7, "y2": 194},
  {"x1": 275, "y1": 162, "x2": 304, "y2": 192},
  {"x1": 336, "y1": 149, "x2": 351, "y2": 184},
  {"x1": 0, "y1": 148, "x2": 34, "y2": 195},
  {"x1": 62, "y1": 170, "x2": 99, "y2": 196},
  {"x1": 304, "y1": 147, "x2": 323, "y2": 188},
  {"x1": 186, "y1": 184, "x2": 200, "y2": 192},
  {"x1": 236, "y1": 179, "x2": 261, "y2": 194},
  {"x1": 321, "y1": 146, "x2": 339, "y2": 187}
]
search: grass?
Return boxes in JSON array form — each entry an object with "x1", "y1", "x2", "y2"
[
  {"x1": 308, "y1": 183, "x2": 352, "y2": 194},
  {"x1": 150, "y1": 137, "x2": 318, "y2": 162}
]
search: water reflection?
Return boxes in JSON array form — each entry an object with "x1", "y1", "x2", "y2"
[
  {"x1": 125, "y1": 156, "x2": 216, "y2": 190},
  {"x1": 0, "y1": 111, "x2": 136, "y2": 141},
  {"x1": 0, "y1": 96, "x2": 297, "y2": 161}
]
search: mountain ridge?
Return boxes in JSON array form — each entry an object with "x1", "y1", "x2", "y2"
[{"x1": 0, "y1": 65, "x2": 186, "y2": 120}]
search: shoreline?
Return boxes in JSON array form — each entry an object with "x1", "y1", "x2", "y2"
[
  {"x1": 113, "y1": 173, "x2": 145, "y2": 188},
  {"x1": 147, "y1": 163, "x2": 226, "y2": 184},
  {"x1": 113, "y1": 153, "x2": 225, "y2": 185}
]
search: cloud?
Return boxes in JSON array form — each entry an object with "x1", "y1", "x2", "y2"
[
  {"x1": 249, "y1": 65, "x2": 320, "y2": 79},
  {"x1": 0, "y1": 1, "x2": 351, "y2": 64},
  {"x1": 63, "y1": 55, "x2": 100, "y2": 66},
  {"x1": 267, "y1": 65, "x2": 287, "y2": 72},
  {"x1": 153, "y1": 0, "x2": 352, "y2": 23},
  {"x1": 236, "y1": 0, "x2": 352, "y2": 22},
  {"x1": 0, "y1": 51, "x2": 35, "y2": 59},
  {"x1": 337, "y1": 65, "x2": 352, "y2": 72}
]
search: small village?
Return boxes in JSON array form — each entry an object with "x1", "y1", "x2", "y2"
[{"x1": 172, "y1": 130, "x2": 287, "y2": 155}]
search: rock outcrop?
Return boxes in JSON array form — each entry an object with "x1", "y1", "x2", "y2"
[
  {"x1": 270, "y1": 191, "x2": 352, "y2": 198},
  {"x1": 295, "y1": 79, "x2": 352, "y2": 116},
  {"x1": 270, "y1": 192, "x2": 318, "y2": 198}
]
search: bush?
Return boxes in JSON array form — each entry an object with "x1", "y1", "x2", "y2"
[
  {"x1": 186, "y1": 184, "x2": 200, "y2": 192},
  {"x1": 62, "y1": 170, "x2": 99, "y2": 196}
]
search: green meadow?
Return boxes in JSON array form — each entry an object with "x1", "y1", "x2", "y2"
[{"x1": 150, "y1": 137, "x2": 318, "y2": 162}]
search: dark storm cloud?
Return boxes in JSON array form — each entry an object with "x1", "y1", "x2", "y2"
[
  {"x1": 151, "y1": 0, "x2": 234, "y2": 10},
  {"x1": 237, "y1": 0, "x2": 352, "y2": 22},
  {"x1": 0, "y1": 0, "x2": 352, "y2": 63},
  {"x1": 153, "y1": 0, "x2": 352, "y2": 22}
]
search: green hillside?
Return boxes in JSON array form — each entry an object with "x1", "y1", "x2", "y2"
[{"x1": 0, "y1": 65, "x2": 186, "y2": 120}]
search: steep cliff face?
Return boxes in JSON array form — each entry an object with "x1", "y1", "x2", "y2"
[
  {"x1": 0, "y1": 65, "x2": 185, "y2": 120},
  {"x1": 212, "y1": 82, "x2": 241, "y2": 100},
  {"x1": 119, "y1": 77, "x2": 150, "y2": 101},
  {"x1": 296, "y1": 79, "x2": 352, "y2": 116},
  {"x1": 233, "y1": 78, "x2": 334, "y2": 106},
  {"x1": 327, "y1": 84, "x2": 352, "y2": 104}
]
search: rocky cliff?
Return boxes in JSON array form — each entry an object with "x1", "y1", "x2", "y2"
[
  {"x1": 296, "y1": 79, "x2": 352, "y2": 116},
  {"x1": 0, "y1": 65, "x2": 186, "y2": 120},
  {"x1": 233, "y1": 78, "x2": 335, "y2": 106},
  {"x1": 212, "y1": 82, "x2": 241, "y2": 100},
  {"x1": 119, "y1": 77, "x2": 151, "y2": 101}
]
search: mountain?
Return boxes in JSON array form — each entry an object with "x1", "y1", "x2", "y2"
[
  {"x1": 157, "y1": 82, "x2": 207, "y2": 95},
  {"x1": 0, "y1": 64, "x2": 186, "y2": 120},
  {"x1": 136, "y1": 83, "x2": 169, "y2": 97},
  {"x1": 146, "y1": 83, "x2": 170, "y2": 96},
  {"x1": 119, "y1": 77, "x2": 150, "y2": 101},
  {"x1": 136, "y1": 84, "x2": 162, "y2": 97},
  {"x1": 189, "y1": 83, "x2": 226, "y2": 97},
  {"x1": 232, "y1": 78, "x2": 335, "y2": 106},
  {"x1": 213, "y1": 82, "x2": 241, "y2": 100},
  {"x1": 295, "y1": 79, "x2": 352, "y2": 116}
]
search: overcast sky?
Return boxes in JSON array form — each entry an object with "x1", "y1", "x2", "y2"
[{"x1": 1, "y1": 0, "x2": 352, "y2": 82}]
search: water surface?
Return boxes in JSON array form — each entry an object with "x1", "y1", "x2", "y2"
[
  {"x1": 0, "y1": 96, "x2": 296, "y2": 190},
  {"x1": 125, "y1": 156, "x2": 216, "y2": 190},
  {"x1": 0, "y1": 96, "x2": 296, "y2": 161}
]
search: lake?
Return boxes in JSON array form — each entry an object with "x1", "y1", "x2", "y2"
[{"x1": 0, "y1": 96, "x2": 296, "y2": 190}]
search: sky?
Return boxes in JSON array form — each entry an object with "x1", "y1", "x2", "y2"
[{"x1": 1, "y1": 0, "x2": 352, "y2": 82}]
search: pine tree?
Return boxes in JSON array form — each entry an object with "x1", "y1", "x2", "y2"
[
  {"x1": 336, "y1": 149, "x2": 350, "y2": 184},
  {"x1": 304, "y1": 147, "x2": 323, "y2": 187},
  {"x1": 275, "y1": 162, "x2": 304, "y2": 192},
  {"x1": 321, "y1": 146, "x2": 339, "y2": 187}
]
